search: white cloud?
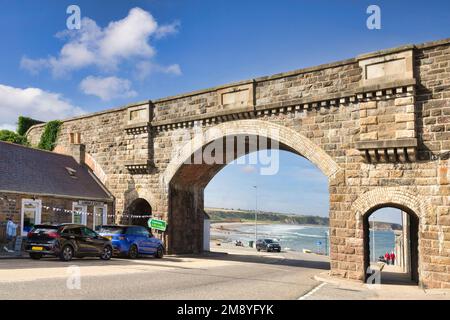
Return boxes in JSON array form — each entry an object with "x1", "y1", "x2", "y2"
[
  {"x1": 20, "y1": 57, "x2": 50, "y2": 75},
  {"x1": 21, "y1": 7, "x2": 180, "y2": 78},
  {"x1": 135, "y1": 61, "x2": 182, "y2": 80},
  {"x1": 79, "y1": 76, "x2": 137, "y2": 101},
  {"x1": 154, "y1": 20, "x2": 180, "y2": 39},
  {"x1": 0, "y1": 84, "x2": 84, "y2": 131}
]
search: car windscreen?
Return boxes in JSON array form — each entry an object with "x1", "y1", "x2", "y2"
[
  {"x1": 30, "y1": 225, "x2": 59, "y2": 234},
  {"x1": 96, "y1": 226, "x2": 125, "y2": 234},
  {"x1": 264, "y1": 239, "x2": 274, "y2": 243}
]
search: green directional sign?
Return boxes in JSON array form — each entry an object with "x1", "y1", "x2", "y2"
[{"x1": 148, "y1": 218, "x2": 167, "y2": 231}]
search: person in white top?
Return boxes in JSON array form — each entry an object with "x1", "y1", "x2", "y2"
[{"x1": 4, "y1": 216, "x2": 18, "y2": 253}]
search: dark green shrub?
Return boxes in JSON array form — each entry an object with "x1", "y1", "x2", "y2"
[
  {"x1": 38, "y1": 120, "x2": 62, "y2": 151},
  {"x1": 17, "y1": 116, "x2": 43, "y2": 136},
  {"x1": 0, "y1": 130, "x2": 28, "y2": 145}
]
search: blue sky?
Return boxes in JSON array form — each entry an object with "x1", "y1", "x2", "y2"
[{"x1": 1, "y1": 1, "x2": 449, "y2": 222}]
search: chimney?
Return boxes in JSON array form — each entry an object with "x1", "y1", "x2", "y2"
[{"x1": 69, "y1": 143, "x2": 85, "y2": 165}]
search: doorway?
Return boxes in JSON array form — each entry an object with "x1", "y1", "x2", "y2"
[
  {"x1": 21, "y1": 199, "x2": 42, "y2": 236},
  {"x1": 363, "y1": 206, "x2": 419, "y2": 285}
]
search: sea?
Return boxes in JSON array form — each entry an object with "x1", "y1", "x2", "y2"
[{"x1": 213, "y1": 223, "x2": 395, "y2": 260}]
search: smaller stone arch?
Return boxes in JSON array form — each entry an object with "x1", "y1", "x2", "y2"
[
  {"x1": 352, "y1": 187, "x2": 432, "y2": 227},
  {"x1": 124, "y1": 198, "x2": 152, "y2": 227},
  {"x1": 352, "y1": 187, "x2": 432, "y2": 286}
]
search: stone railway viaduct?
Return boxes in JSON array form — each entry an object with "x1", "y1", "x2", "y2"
[{"x1": 27, "y1": 38, "x2": 450, "y2": 288}]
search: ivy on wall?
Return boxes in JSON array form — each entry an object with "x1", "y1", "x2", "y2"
[
  {"x1": 17, "y1": 116, "x2": 44, "y2": 136},
  {"x1": 38, "y1": 120, "x2": 62, "y2": 151}
]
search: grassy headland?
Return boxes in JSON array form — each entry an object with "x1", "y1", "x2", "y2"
[
  {"x1": 206, "y1": 208, "x2": 402, "y2": 230},
  {"x1": 205, "y1": 208, "x2": 328, "y2": 226}
]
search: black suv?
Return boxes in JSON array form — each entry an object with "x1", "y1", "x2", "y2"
[
  {"x1": 25, "y1": 224, "x2": 113, "y2": 261},
  {"x1": 256, "y1": 239, "x2": 281, "y2": 252}
]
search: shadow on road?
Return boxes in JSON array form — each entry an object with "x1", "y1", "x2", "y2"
[
  {"x1": 177, "y1": 251, "x2": 330, "y2": 270},
  {"x1": 0, "y1": 256, "x2": 188, "y2": 270},
  {"x1": 0, "y1": 251, "x2": 330, "y2": 271}
]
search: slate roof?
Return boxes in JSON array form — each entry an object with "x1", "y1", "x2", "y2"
[{"x1": 0, "y1": 141, "x2": 112, "y2": 201}]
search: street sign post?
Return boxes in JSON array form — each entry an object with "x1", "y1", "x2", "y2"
[
  {"x1": 316, "y1": 240, "x2": 322, "y2": 254},
  {"x1": 148, "y1": 218, "x2": 167, "y2": 232}
]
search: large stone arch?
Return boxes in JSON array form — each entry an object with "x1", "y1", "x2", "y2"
[
  {"x1": 162, "y1": 119, "x2": 341, "y2": 254},
  {"x1": 162, "y1": 119, "x2": 342, "y2": 189}
]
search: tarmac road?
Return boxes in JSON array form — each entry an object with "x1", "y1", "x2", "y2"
[{"x1": 0, "y1": 245, "x2": 330, "y2": 300}]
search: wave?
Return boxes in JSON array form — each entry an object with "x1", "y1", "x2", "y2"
[{"x1": 283, "y1": 232, "x2": 325, "y2": 239}]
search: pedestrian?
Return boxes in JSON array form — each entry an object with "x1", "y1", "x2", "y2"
[
  {"x1": 390, "y1": 251, "x2": 396, "y2": 266},
  {"x1": 384, "y1": 251, "x2": 390, "y2": 265},
  {"x1": 4, "y1": 215, "x2": 18, "y2": 253}
]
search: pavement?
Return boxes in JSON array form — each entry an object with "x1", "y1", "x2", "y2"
[
  {"x1": 0, "y1": 244, "x2": 448, "y2": 300},
  {"x1": 301, "y1": 265, "x2": 450, "y2": 300}
]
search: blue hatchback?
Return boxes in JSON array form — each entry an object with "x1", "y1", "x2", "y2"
[{"x1": 96, "y1": 225, "x2": 164, "y2": 259}]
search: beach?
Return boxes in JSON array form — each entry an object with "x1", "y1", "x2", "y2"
[
  {"x1": 211, "y1": 221, "x2": 330, "y2": 254},
  {"x1": 211, "y1": 221, "x2": 396, "y2": 257}
]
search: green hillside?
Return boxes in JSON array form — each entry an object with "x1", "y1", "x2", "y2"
[
  {"x1": 205, "y1": 208, "x2": 329, "y2": 226},
  {"x1": 206, "y1": 208, "x2": 402, "y2": 230}
]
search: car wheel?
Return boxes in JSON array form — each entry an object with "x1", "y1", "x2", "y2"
[
  {"x1": 100, "y1": 246, "x2": 112, "y2": 260},
  {"x1": 29, "y1": 253, "x2": 42, "y2": 260},
  {"x1": 155, "y1": 246, "x2": 164, "y2": 259},
  {"x1": 257, "y1": 248, "x2": 260, "y2": 252},
  {"x1": 60, "y1": 245, "x2": 74, "y2": 262},
  {"x1": 128, "y1": 245, "x2": 139, "y2": 259}
]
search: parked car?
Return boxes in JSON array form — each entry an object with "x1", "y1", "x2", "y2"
[
  {"x1": 25, "y1": 224, "x2": 113, "y2": 261},
  {"x1": 96, "y1": 225, "x2": 164, "y2": 259},
  {"x1": 256, "y1": 239, "x2": 281, "y2": 252}
]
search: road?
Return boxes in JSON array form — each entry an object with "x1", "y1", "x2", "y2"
[{"x1": 0, "y1": 245, "x2": 329, "y2": 300}]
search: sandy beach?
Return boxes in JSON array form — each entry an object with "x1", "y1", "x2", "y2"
[
  {"x1": 210, "y1": 221, "x2": 267, "y2": 241},
  {"x1": 210, "y1": 221, "x2": 332, "y2": 255}
]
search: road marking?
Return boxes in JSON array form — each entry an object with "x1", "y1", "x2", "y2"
[{"x1": 297, "y1": 282, "x2": 326, "y2": 300}]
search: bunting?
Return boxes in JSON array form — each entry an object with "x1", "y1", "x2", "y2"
[{"x1": 0, "y1": 197, "x2": 152, "y2": 219}]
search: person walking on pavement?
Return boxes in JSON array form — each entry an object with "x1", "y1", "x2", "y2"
[
  {"x1": 390, "y1": 251, "x2": 396, "y2": 266},
  {"x1": 4, "y1": 216, "x2": 18, "y2": 253},
  {"x1": 384, "y1": 251, "x2": 390, "y2": 265}
]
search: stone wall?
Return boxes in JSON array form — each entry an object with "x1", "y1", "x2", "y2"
[{"x1": 26, "y1": 38, "x2": 450, "y2": 288}]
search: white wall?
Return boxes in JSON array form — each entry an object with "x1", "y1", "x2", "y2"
[{"x1": 203, "y1": 219, "x2": 210, "y2": 251}]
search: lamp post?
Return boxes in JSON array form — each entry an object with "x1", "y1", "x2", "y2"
[
  {"x1": 372, "y1": 220, "x2": 376, "y2": 262},
  {"x1": 253, "y1": 185, "x2": 258, "y2": 244}
]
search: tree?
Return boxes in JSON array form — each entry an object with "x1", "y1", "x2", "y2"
[
  {"x1": 17, "y1": 116, "x2": 43, "y2": 136},
  {"x1": 0, "y1": 130, "x2": 27, "y2": 145}
]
